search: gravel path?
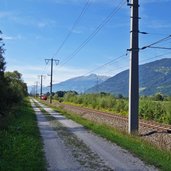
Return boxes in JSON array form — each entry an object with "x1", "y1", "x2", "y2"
[
  {"x1": 32, "y1": 99, "x2": 158, "y2": 171},
  {"x1": 31, "y1": 99, "x2": 84, "y2": 171}
]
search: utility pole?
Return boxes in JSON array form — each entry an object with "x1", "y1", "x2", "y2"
[
  {"x1": 38, "y1": 75, "x2": 45, "y2": 97},
  {"x1": 96, "y1": 75, "x2": 99, "y2": 93},
  {"x1": 45, "y1": 58, "x2": 59, "y2": 103},
  {"x1": 128, "y1": 0, "x2": 139, "y2": 134},
  {"x1": 35, "y1": 81, "x2": 38, "y2": 97}
]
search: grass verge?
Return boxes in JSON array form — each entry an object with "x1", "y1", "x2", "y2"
[
  {"x1": 39, "y1": 99, "x2": 171, "y2": 171},
  {"x1": 0, "y1": 98, "x2": 46, "y2": 171}
]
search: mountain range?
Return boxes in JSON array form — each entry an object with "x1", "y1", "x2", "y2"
[
  {"x1": 43, "y1": 74, "x2": 109, "y2": 93},
  {"x1": 86, "y1": 58, "x2": 171, "y2": 96}
]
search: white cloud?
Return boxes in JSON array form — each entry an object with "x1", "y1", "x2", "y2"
[
  {"x1": 2, "y1": 35, "x2": 14, "y2": 40},
  {"x1": 147, "y1": 20, "x2": 171, "y2": 29},
  {"x1": 2, "y1": 34, "x2": 23, "y2": 40},
  {"x1": 36, "y1": 19, "x2": 57, "y2": 28}
]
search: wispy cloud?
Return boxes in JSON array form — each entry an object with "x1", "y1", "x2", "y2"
[
  {"x1": 36, "y1": 19, "x2": 57, "y2": 28},
  {"x1": 0, "y1": 9, "x2": 57, "y2": 30},
  {"x1": 6, "y1": 64, "x2": 88, "y2": 86},
  {"x1": 2, "y1": 34, "x2": 23, "y2": 40},
  {"x1": 0, "y1": 11, "x2": 12, "y2": 18},
  {"x1": 2, "y1": 35, "x2": 14, "y2": 40},
  {"x1": 147, "y1": 20, "x2": 171, "y2": 29},
  {"x1": 11, "y1": 16, "x2": 57, "y2": 29}
]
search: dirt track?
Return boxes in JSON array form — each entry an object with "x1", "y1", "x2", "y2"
[{"x1": 32, "y1": 99, "x2": 158, "y2": 171}]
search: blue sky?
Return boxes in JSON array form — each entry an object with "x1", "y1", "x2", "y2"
[{"x1": 0, "y1": 0, "x2": 171, "y2": 87}]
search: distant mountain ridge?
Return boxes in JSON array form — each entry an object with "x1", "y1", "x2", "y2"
[
  {"x1": 86, "y1": 58, "x2": 171, "y2": 96},
  {"x1": 43, "y1": 74, "x2": 109, "y2": 93}
]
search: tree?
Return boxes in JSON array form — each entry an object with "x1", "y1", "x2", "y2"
[
  {"x1": 154, "y1": 93, "x2": 164, "y2": 101},
  {"x1": 0, "y1": 31, "x2": 6, "y2": 79},
  {"x1": 0, "y1": 31, "x2": 7, "y2": 115},
  {"x1": 55, "y1": 91, "x2": 67, "y2": 98},
  {"x1": 5, "y1": 71, "x2": 28, "y2": 104},
  {"x1": 0, "y1": 30, "x2": 28, "y2": 119},
  {"x1": 117, "y1": 94, "x2": 124, "y2": 99}
]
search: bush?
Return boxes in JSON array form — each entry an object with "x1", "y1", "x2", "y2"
[
  {"x1": 115, "y1": 100, "x2": 128, "y2": 113},
  {"x1": 165, "y1": 103, "x2": 171, "y2": 124},
  {"x1": 139, "y1": 100, "x2": 167, "y2": 123},
  {"x1": 153, "y1": 93, "x2": 164, "y2": 101}
]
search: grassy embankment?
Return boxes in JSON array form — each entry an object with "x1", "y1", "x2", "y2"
[
  {"x1": 0, "y1": 98, "x2": 46, "y2": 171},
  {"x1": 39, "y1": 99, "x2": 171, "y2": 171}
]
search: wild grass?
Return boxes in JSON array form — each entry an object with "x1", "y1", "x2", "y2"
[{"x1": 0, "y1": 98, "x2": 46, "y2": 171}]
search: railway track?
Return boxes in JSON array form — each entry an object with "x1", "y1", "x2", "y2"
[
  {"x1": 40, "y1": 100, "x2": 171, "y2": 150},
  {"x1": 56, "y1": 102, "x2": 171, "y2": 134}
]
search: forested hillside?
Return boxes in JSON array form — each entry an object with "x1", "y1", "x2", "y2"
[{"x1": 86, "y1": 58, "x2": 171, "y2": 96}]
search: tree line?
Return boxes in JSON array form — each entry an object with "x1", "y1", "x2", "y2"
[{"x1": 0, "y1": 31, "x2": 27, "y2": 127}]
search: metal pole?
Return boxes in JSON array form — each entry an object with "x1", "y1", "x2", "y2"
[
  {"x1": 128, "y1": 0, "x2": 139, "y2": 134},
  {"x1": 50, "y1": 58, "x2": 53, "y2": 103},
  {"x1": 35, "y1": 81, "x2": 38, "y2": 98},
  {"x1": 40, "y1": 75, "x2": 43, "y2": 96}
]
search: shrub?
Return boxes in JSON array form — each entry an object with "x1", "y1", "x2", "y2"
[{"x1": 139, "y1": 100, "x2": 167, "y2": 123}]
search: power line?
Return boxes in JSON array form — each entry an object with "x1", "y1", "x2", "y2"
[
  {"x1": 146, "y1": 46, "x2": 171, "y2": 50},
  {"x1": 103, "y1": 51, "x2": 171, "y2": 76},
  {"x1": 53, "y1": 0, "x2": 91, "y2": 59},
  {"x1": 140, "y1": 32, "x2": 170, "y2": 36},
  {"x1": 140, "y1": 52, "x2": 171, "y2": 64},
  {"x1": 141, "y1": 35, "x2": 171, "y2": 50},
  {"x1": 60, "y1": 0, "x2": 126, "y2": 66},
  {"x1": 103, "y1": 63, "x2": 129, "y2": 75},
  {"x1": 83, "y1": 53, "x2": 127, "y2": 76}
]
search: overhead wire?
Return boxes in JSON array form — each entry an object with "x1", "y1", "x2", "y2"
[
  {"x1": 83, "y1": 53, "x2": 128, "y2": 76},
  {"x1": 53, "y1": 0, "x2": 91, "y2": 59},
  {"x1": 60, "y1": 0, "x2": 126, "y2": 67},
  {"x1": 141, "y1": 34, "x2": 171, "y2": 50},
  {"x1": 140, "y1": 51, "x2": 171, "y2": 64},
  {"x1": 103, "y1": 63, "x2": 129, "y2": 75},
  {"x1": 102, "y1": 51, "x2": 171, "y2": 76},
  {"x1": 42, "y1": 0, "x2": 91, "y2": 90},
  {"x1": 145, "y1": 46, "x2": 171, "y2": 50},
  {"x1": 140, "y1": 52, "x2": 171, "y2": 87},
  {"x1": 58, "y1": 34, "x2": 171, "y2": 82}
]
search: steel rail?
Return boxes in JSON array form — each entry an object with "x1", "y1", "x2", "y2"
[{"x1": 59, "y1": 102, "x2": 171, "y2": 133}]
